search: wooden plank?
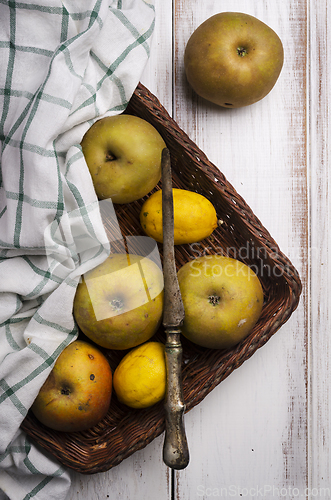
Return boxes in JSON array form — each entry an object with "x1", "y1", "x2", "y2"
[
  {"x1": 173, "y1": 0, "x2": 309, "y2": 496},
  {"x1": 140, "y1": 0, "x2": 173, "y2": 112},
  {"x1": 308, "y1": 0, "x2": 331, "y2": 494}
]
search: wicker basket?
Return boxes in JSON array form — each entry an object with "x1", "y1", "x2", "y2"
[{"x1": 21, "y1": 83, "x2": 302, "y2": 474}]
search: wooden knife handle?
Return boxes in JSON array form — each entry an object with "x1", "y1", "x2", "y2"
[{"x1": 163, "y1": 330, "x2": 190, "y2": 470}]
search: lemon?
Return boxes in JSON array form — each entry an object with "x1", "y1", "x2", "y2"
[
  {"x1": 140, "y1": 188, "x2": 218, "y2": 245},
  {"x1": 113, "y1": 342, "x2": 166, "y2": 409}
]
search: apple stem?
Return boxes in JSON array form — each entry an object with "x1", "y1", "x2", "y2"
[
  {"x1": 109, "y1": 298, "x2": 124, "y2": 312},
  {"x1": 237, "y1": 47, "x2": 248, "y2": 57},
  {"x1": 105, "y1": 152, "x2": 116, "y2": 162},
  {"x1": 209, "y1": 295, "x2": 221, "y2": 306}
]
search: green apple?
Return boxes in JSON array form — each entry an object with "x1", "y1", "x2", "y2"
[
  {"x1": 31, "y1": 340, "x2": 112, "y2": 432},
  {"x1": 177, "y1": 255, "x2": 264, "y2": 349},
  {"x1": 73, "y1": 253, "x2": 164, "y2": 350},
  {"x1": 81, "y1": 114, "x2": 166, "y2": 204},
  {"x1": 184, "y1": 12, "x2": 284, "y2": 108}
]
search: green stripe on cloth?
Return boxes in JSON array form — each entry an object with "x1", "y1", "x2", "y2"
[
  {"x1": 111, "y1": 5, "x2": 154, "y2": 57},
  {"x1": 0, "y1": 335, "x2": 76, "y2": 406},
  {"x1": 0, "y1": 379, "x2": 28, "y2": 417}
]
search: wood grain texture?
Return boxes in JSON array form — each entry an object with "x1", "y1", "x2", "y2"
[
  {"x1": 140, "y1": 0, "x2": 173, "y2": 111},
  {"x1": 309, "y1": 0, "x2": 331, "y2": 494},
  {"x1": 65, "y1": 0, "x2": 325, "y2": 497}
]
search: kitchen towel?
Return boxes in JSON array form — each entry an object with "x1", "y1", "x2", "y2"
[{"x1": 0, "y1": 1, "x2": 155, "y2": 498}]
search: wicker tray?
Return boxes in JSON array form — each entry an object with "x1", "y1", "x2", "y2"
[{"x1": 21, "y1": 82, "x2": 302, "y2": 474}]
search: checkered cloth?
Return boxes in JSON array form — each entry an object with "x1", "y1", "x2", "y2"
[{"x1": 0, "y1": 1, "x2": 155, "y2": 498}]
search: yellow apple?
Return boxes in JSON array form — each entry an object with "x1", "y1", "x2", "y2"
[
  {"x1": 73, "y1": 253, "x2": 164, "y2": 350},
  {"x1": 184, "y1": 12, "x2": 284, "y2": 108},
  {"x1": 177, "y1": 255, "x2": 264, "y2": 349},
  {"x1": 31, "y1": 340, "x2": 112, "y2": 432},
  {"x1": 81, "y1": 114, "x2": 166, "y2": 203}
]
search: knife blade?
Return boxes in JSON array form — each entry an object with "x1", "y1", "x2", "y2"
[{"x1": 161, "y1": 147, "x2": 190, "y2": 470}]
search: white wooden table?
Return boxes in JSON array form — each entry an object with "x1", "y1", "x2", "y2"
[{"x1": 67, "y1": 0, "x2": 330, "y2": 498}]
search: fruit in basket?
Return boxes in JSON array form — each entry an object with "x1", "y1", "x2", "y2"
[
  {"x1": 31, "y1": 340, "x2": 112, "y2": 432},
  {"x1": 73, "y1": 253, "x2": 164, "y2": 350},
  {"x1": 113, "y1": 341, "x2": 166, "y2": 408},
  {"x1": 177, "y1": 255, "x2": 264, "y2": 349},
  {"x1": 140, "y1": 188, "x2": 218, "y2": 244},
  {"x1": 81, "y1": 114, "x2": 166, "y2": 203},
  {"x1": 184, "y1": 12, "x2": 284, "y2": 108}
]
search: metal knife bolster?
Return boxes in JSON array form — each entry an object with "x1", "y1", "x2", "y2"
[{"x1": 161, "y1": 148, "x2": 189, "y2": 470}]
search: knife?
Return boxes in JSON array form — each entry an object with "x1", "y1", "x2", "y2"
[{"x1": 161, "y1": 148, "x2": 190, "y2": 470}]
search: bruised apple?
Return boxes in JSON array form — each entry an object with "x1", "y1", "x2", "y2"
[
  {"x1": 178, "y1": 255, "x2": 264, "y2": 349},
  {"x1": 81, "y1": 114, "x2": 166, "y2": 203},
  {"x1": 31, "y1": 340, "x2": 112, "y2": 432},
  {"x1": 184, "y1": 12, "x2": 284, "y2": 108},
  {"x1": 73, "y1": 253, "x2": 164, "y2": 350}
]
